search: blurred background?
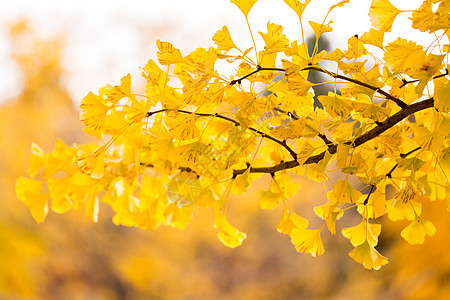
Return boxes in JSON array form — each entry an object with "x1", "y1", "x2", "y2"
[{"x1": 1, "y1": 0, "x2": 449, "y2": 299}]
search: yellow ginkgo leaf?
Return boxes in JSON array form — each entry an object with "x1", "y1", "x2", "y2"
[
  {"x1": 104, "y1": 73, "x2": 133, "y2": 104},
  {"x1": 230, "y1": 168, "x2": 251, "y2": 195},
  {"x1": 162, "y1": 202, "x2": 194, "y2": 229},
  {"x1": 214, "y1": 211, "x2": 247, "y2": 248},
  {"x1": 401, "y1": 216, "x2": 436, "y2": 244},
  {"x1": 384, "y1": 38, "x2": 426, "y2": 77},
  {"x1": 348, "y1": 240, "x2": 388, "y2": 270},
  {"x1": 212, "y1": 26, "x2": 237, "y2": 52},
  {"x1": 16, "y1": 177, "x2": 49, "y2": 223},
  {"x1": 318, "y1": 92, "x2": 353, "y2": 118},
  {"x1": 309, "y1": 21, "x2": 333, "y2": 39},
  {"x1": 434, "y1": 77, "x2": 450, "y2": 113},
  {"x1": 80, "y1": 92, "x2": 110, "y2": 131},
  {"x1": 329, "y1": 179, "x2": 363, "y2": 205},
  {"x1": 259, "y1": 186, "x2": 282, "y2": 210},
  {"x1": 357, "y1": 189, "x2": 387, "y2": 219},
  {"x1": 313, "y1": 202, "x2": 344, "y2": 234},
  {"x1": 386, "y1": 199, "x2": 422, "y2": 221},
  {"x1": 47, "y1": 177, "x2": 73, "y2": 214},
  {"x1": 156, "y1": 40, "x2": 184, "y2": 65},
  {"x1": 342, "y1": 219, "x2": 381, "y2": 247},
  {"x1": 168, "y1": 114, "x2": 200, "y2": 141},
  {"x1": 272, "y1": 171, "x2": 301, "y2": 199},
  {"x1": 323, "y1": 48, "x2": 345, "y2": 62},
  {"x1": 287, "y1": 74, "x2": 313, "y2": 96},
  {"x1": 230, "y1": 0, "x2": 258, "y2": 18},
  {"x1": 415, "y1": 53, "x2": 445, "y2": 95},
  {"x1": 77, "y1": 144, "x2": 106, "y2": 179},
  {"x1": 283, "y1": 0, "x2": 312, "y2": 20},
  {"x1": 276, "y1": 208, "x2": 309, "y2": 235},
  {"x1": 361, "y1": 28, "x2": 385, "y2": 49},
  {"x1": 258, "y1": 22, "x2": 290, "y2": 53},
  {"x1": 28, "y1": 142, "x2": 46, "y2": 178},
  {"x1": 290, "y1": 228, "x2": 325, "y2": 257},
  {"x1": 345, "y1": 35, "x2": 368, "y2": 59},
  {"x1": 369, "y1": 0, "x2": 402, "y2": 32},
  {"x1": 44, "y1": 139, "x2": 78, "y2": 178},
  {"x1": 411, "y1": 0, "x2": 436, "y2": 32}
]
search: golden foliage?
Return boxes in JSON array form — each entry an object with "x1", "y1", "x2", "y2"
[{"x1": 14, "y1": 0, "x2": 450, "y2": 277}]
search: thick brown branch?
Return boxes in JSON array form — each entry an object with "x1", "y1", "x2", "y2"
[
  {"x1": 233, "y1": 98, "x2": 434, "y2": 176},
  {"x1": 351, "y1": 98, "x2": 434, "y2": 147}
]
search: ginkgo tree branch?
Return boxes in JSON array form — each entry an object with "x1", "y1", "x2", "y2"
[
  {"x1": 301, "y1": 65, "x2": 408, "y2": 109},
  {"x1": 351, "y1": 98, "x2": 433, "y2": 147},
  {"x1": 386, "y1": 146, "x2": 422, "y2": 178},
  {"x1": 273, "y1": 106, "x2": 335, "y2": 148},
  {"x1": 146, "y1": 108, "x2": 298, "y2": 160},
  {"x1": 230, "y1": 66, "x2": 285, "y2": 85},
  {"x1": 399, "y1": 68, "x2": 449, "y2": 88},
  {"x1": 231, "y1": 65, "x2": 408, "y2": 108},
  {"x1": 232, "y1": 98, "x2": 434, "y2": 176}
]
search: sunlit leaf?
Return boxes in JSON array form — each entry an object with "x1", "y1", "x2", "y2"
[
  {"x1": 348, "y1": 240, "x2": 388, "y2": 270},
  {"x1": 401, "y1": 216, "x2": 436, "y2": 244},
  {"x1": 369, "y1": 0, "x2": 402, "y2": 32},
  {"x1": 16, "y1": 177, "x2": 49, "y2": 223},
  {"x1": 230, "y1": 0, "x2": 258, "y2": 18},
  {"x1": 290, "y1": 228, "x2": 325, "y2": 257}
]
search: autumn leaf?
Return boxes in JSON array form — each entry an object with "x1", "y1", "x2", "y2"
[
  {"x1": 16, "y1": 177, "x2": 49, "y2": 223},
  {"x1": 258, "y1": 22, "x2": 290, "y2": 53},
  {"x1": 361, "y1": 28, "x2": 385, "y2": 49},
  {"x1": 156, "y1": 40, "x2": 184, "y2": 65},
  {"x1": 384, "y1": 38, "x2": 426, "y2": 77},
  {"x1": 276, "y1": 208, "x2": 309, "y2": 235},
  {"x1": 357, "y1": 189, "x2": 387, "y2": 219},
  {"x1": 290, "y1": 228, "x2": 325, "y2": 257},
  {"x1": 434, "y1": 77, "x2": 450, "y2": 113},
  {"x1": 369, "y1": 0, "x2": 402, "y2": 32},
  {"x1": 230, "y1": 0, "x2": 258, "y2": 18},
  {"x1": 309, "y1": 21, "x2": 333, "y2": 39},
  {"x1": 348, "y1": 240, "x2": 388, "y2": 270},
  {"x1": 401, "y1": 216, "x2": 436, "y2": 244},
  {"x1": 411, "y1": 0, "x2": 436, "y2": 32},
  {"x1": 283, "y1": 0, "x2": 312, "y2": 20},
  {"x1": 77, "y1": 144, "x2": 106, "y2": 179},
  {"x1": 213, "y1": 26, "x2": 237, "y2": 52},
  {"x1": 328, "y1": 179, "x2": 363, "y2": 205},
  {"x1": 80, "y1": 92, "x2": 110, "y2": 131},
  {"x1": 342, "y1": 220, "x2": 381, "y2": 247},
  {"x1": 214, "y1": 211, "x2": 247, "y2": 248},
  {"x1": 28, "y1": 142, "x2": 46, "y2": 178},
  {"x1": 318, "y1": 92, "x2": 353, "y2": 118},
  {"x1": 47, "y1": 177, "x2": 73, "y2": 214},
  {"x1": 259, "y1": 184, "x2": 283, "y2": 209},
  {"x1": 386, "y1": 199, "x2": 422, "y2": 221},
  {"x1": 313, "y1": 202, "x2": 343, "y2": 235}
]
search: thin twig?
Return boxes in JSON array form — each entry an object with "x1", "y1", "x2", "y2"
[{"x1": 146, "y1": 108, "x2": 298, "y2": 160}]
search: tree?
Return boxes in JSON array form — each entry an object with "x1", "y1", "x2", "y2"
[{"x1": 16, "y1": 0, "x2": 450, "y2": 270}]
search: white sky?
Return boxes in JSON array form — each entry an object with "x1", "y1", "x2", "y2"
[{"x1": 0, "y1": 0, "x2": 433, "y2": 104}]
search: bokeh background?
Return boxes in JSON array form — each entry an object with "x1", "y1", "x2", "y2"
[{"x1": 1, "y1": 0, "x2": 449, "y2": 299}]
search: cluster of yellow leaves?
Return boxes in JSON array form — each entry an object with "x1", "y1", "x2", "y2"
[{"x1": 17, "y1": 0, "x2": 450, "y2": 270}]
